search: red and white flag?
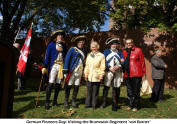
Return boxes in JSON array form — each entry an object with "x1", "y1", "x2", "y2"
[{"x1": 17, "y1": 25, "x2": 32, "y2": 75}]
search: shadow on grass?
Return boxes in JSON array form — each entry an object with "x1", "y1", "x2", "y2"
[
  {"x1": 13, "y1": 100, "x2": 36, "y2": 117},
  {"x1": 140, "y1": 94, "x2": 173, "y2": 109},
  {"x1": 14, "y1": 90, "x2": 34, "y2": 96},
  {"x1": 140, "y1": 94, "x2": 171, "y2": 109},
  {"x1": 76, "y1": 96, "x2": 128, "y2": 108},
  {"x1": 13, "y1": 91, "x2": 46, "y2": 118},
  {"x1": 99, "y1": 97, "x2": 128, "y2": 107},
  {"x1": 14, "y1": 96, "x2": 44, "y2": 102},
  {"x1": 163, "y1": 94, "x2": 173, "y2": 101},
  {"x1": 99, "y1": 96, "x2": 161, "y2": 109},
  {"x1": 76, "y1": 97, "x2": 85, "y2": 107},
  {"x1": 140, "y1": 98, "x2": 157, "y2": 109}
]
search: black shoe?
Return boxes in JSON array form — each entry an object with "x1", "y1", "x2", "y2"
[
  {"x1": 93, "y1": 106, "x2": 96, "y2": 110},
  {"x1": 158, "y1": 97, "x2": 164, "y2": 101},
  {"x1": 64, "y1": 104, "x2": 69, "y2": 109},
  {"x1": 18, "y1": 86, "x2": 24, "y2": 91},
  {"x1": 71, "y1": 101, "x2": 78, "y2": 108},
  {"x1": 100, "y1": 104, "x2": 106, "y2": 109},
  {"x1": 85, "y1": 105, "x2": 92, "y2": 108},
  {"x1": 112, "y1": 104, "x2": 118, "y2": 111},
  {"x1": 112, "y1": 107, "x2": 118, "y2": 111},
  {"x1": 52, "y1": 101, "x2": 59, "y2": 106},
  {"x1": 45, "y1": 103, "x2": 50, "y2": 110},
  {"x1": 64, "y1": 101, "x2": 69, "y2": 109}
]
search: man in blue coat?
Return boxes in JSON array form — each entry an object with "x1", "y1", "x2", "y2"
[
  {"x1": 63, "y1": 35, "x2": 87, "y2": 108},
  {"x1": 100, "y1": 38, "x2": 124, "y2": 111},
  {"x1": 42, "y1": 30, "x2": 68, "y2": 110}
]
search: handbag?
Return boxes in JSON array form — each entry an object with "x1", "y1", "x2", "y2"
[{"x1": 140, "y1": 79, "x2": 152, "y2": 96}]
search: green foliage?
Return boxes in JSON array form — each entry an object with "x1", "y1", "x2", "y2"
[
  {"x1": 1, "y1": 0, "x2": 176, "y2": 42},
  {"x1": 23, "y1": 0, "x2": 109, "y2": 36},
  {"x1": 172, "y1": 23, "x2": 177, "y2": 32},
  {"x1": 0, "y1": 0, "x2": 108, "y2": 41},
  {"x1": 108, "y1": 0, "x2": 177, "y2": 32}
]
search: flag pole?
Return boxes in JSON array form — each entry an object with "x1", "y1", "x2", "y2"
[
  {"x1": 13, "y1": 22, "x2": 33, "y2": 44},
  {"x1": 30, "y1": 22, "x2": 33, "y2": 28},
  {"x1": 13, "y1": 27, "x2": 21, "y2": 44}
]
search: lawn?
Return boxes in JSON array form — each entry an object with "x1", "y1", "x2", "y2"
[{"x1": 13, "y1": 78, "x2": 177, "y2": 118}]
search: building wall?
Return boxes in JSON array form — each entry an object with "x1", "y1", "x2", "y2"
[{"x1": 16, "y1": 29, "x2": 177, "y2": 89}]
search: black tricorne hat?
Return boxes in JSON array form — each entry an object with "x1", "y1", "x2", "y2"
[
  {"x1": 106, "y1": 38, "x2": 120, "y2": 45},
  {"x1": 71, "y1": 35, "x2": 86, "y2": 43},
  {"x1": 50, "y1": 30, "x2": 66, "y2": 41}
]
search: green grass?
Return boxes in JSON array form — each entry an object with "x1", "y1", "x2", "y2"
[{"x1": 13, "y1": 78, "x2": 177, "y2": 118}]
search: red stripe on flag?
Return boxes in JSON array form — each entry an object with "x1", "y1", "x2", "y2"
[
  {"x1": 17, "y1": 57, "x2": 27, "y2": 75},
  {"x1": 17, "y1": 27, "x2": 32, "y2": 75}
]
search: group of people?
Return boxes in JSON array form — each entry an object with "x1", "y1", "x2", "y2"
[{"x1": 40, "y1": 29, "x2": 167, "y2": 112}]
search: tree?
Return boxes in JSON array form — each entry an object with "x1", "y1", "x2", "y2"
[
  {"x1": 108, "y1": 0, "x2": 177, "y2": 32},
  {"x1": 0, "y1": 0, "x2": 108, "y2": 44},
  {"x1": 27, "y1": 0, "x2": 108, "y2": 36},
  {"x1": 0, "y1": 0, "x2": 28, "y2": 43}
]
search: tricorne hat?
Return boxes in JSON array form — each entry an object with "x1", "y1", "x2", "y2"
[
  {"x1": 71, "y1": 35, "x2": 86, "y2": 43},
  {"x1": 106, "y1": 38, "x2": 120, "y2": 45},
  {"x1": 51, "y1": 30, "x2": 66, "y2": 40}
]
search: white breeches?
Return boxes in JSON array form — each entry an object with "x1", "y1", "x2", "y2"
[
  {"x1": 104, "y1": 70, "x2": 123, "y2": 88},
  {"x1": 68, "y1": 72, "x2": 82, "y2": 86},
  {"x1": 49, "y1": 64, "x2": 62, "y2": 84}
]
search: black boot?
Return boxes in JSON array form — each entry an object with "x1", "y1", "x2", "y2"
[
  {"x1": 112, "y1": 87, "x2": 118, "y2": 111},
  {"x1": 64, "y1": 85, "x2": 71, "y2": 109},
  {"x1": 45, "y1": 102, "x2": 50, "y2": 110},
  {"x1": 115, "y1": 87, "x2": 120, "y2": 110},
  {"x1": 45, "y1": 83, "x2": 53, "y2": 110},
  {"x1": 100, "y1": 86, "x2": 109, "y2": 108},
  {"x1": 116, "y1": 87, "x2": 120, "y2": 102},
  {"x1": 53, "y1": 83, "x2": 61, "y2": 106},
  {"x1": 71, "y1": 85, "x2": 79, "y2": 108}
]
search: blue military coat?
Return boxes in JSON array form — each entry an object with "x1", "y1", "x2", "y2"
[
  {"x1": 104, "y1": 49, "x2": 124, "y2": 70},
  {"x1": 44, "y1": 41, "x2": 68, "y2": 74},
  {"x1": 63, "y1": 47, "x2": 87, "y2": 73}
]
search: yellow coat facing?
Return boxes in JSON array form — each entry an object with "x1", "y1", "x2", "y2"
[{"x1": 84, "y1": 52, "x2": 105, "y2": 82}]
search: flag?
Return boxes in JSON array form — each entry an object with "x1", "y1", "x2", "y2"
[{"x1": 17, "y1": 24, "x2": 32, "y2": 75}]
